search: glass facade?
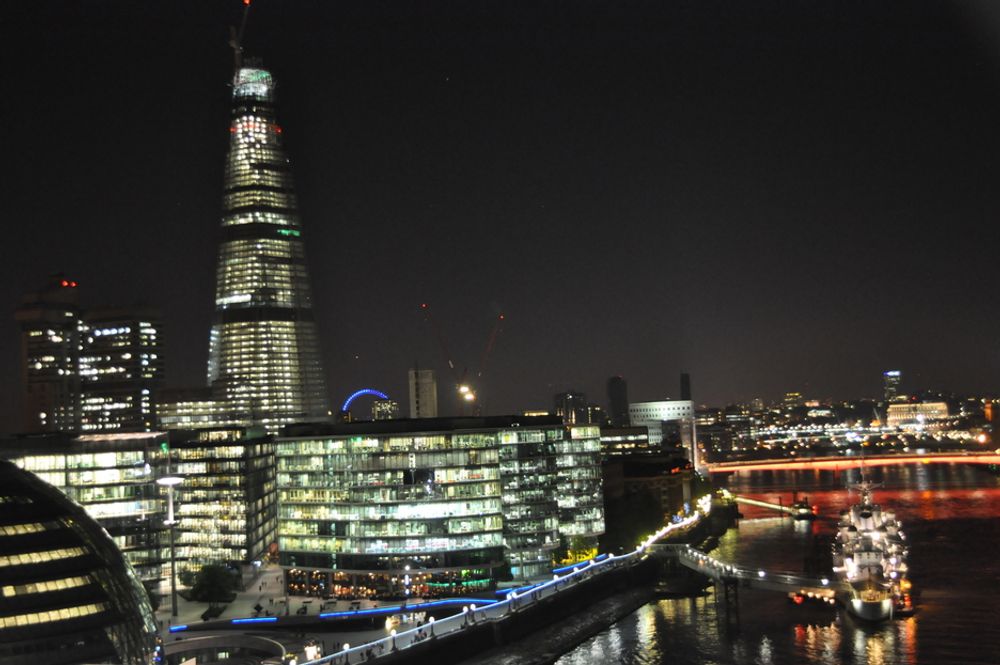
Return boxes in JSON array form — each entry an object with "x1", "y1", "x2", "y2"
[
  {"x1": 274, "y1": 417, "x2": 605, "y2": 596},
  {"x1": 203, "y1": 64, "x2": 330, "y2": 433},
  {"x1": 0, "y1": 461, "x2": 161, "y2": 665},
  {"x1": 276, "y1": 421, "x2": 514, "y2": 597},
  {"x1": 554, "y1": 425, "x2": 605, "y2": 543},
  {"x1": 167, "y1": 428, "x2": 277, "y2": 577},
  {"x1": 3, "y1": 434, "x2": 168, "y2": 585},
  {"x1": 498, "y1": 427, "x2": 561, "y2": 580}
]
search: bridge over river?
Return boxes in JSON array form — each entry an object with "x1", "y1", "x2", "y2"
[{"x1": 705, "y1": 451, "x2": 1000, "y2": 473}]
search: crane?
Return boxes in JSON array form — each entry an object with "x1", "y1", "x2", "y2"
[
  {"x1": 419, "y1": 303, "x2": 505, "y2": 415},
  {"x1": 228, "y1": 0, "x2": 253, "y2": 75}
]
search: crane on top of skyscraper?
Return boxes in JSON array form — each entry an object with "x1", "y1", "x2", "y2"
[
  {"x1": 228, "y1": 0, "x2": 253, "y2": 74},
  {"x1": 419, "y1": 303, "x2": 505, "y2": 415}
]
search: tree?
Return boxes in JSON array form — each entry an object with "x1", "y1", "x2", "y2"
[{"x1": 190, "y1": 564, "x2": 236, "y2": 608}]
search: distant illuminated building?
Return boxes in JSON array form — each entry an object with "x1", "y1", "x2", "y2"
[
  {"x1": 606, "y1": 376, "x2": 629, "y2": 427},
  {"x1": 408, "y1": 368, "x2": 438, "y2": 418},
  {"x1": 883, "y1": 370, "x2": 902, "y2": 402},
  {"x1": 627, "y1": 400, "x2": 698, "y2": 467},
  {"x1": 79, "y1": 308, "x2": 164, "y2": 432},
  {"x1": 783, "y1": 392, "x2": 803, "y2": 410},
  {"x1": 554, "y1": 391, "x2": 588, "y2": 425},
  {"x1": 160, "y1": 62, "x2": 331, "y2": 434},
  {"x1": 887, "y1": 402, "x2": 949, "y2": 430},
  {"x1": 599, "y1": 426, "x2": 653, "y2": 457},
  {"x1": 14, "y1": 276, "x2": 82, "y2": 432},
  {"x1": 371, "y1": 399, "x2": 399, "y2": 421}
]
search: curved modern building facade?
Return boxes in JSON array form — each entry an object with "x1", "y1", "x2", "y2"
[
  {"x1": 0, "y1": 461, "x2": 160, "y2": 665},
  {"x1": 205, "y1": 63, "x2": 330, "y2": 432}
]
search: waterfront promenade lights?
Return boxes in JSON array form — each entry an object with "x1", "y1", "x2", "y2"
[
  {"x1": 390, "y1": 629, "x2": 397, "y2": 651},
  {"x1": 157, "y1": 474, "x2": 183, "y2": 618},
  {"x1": 428, "y1": 616, "x2": 435, "y2": 637}
]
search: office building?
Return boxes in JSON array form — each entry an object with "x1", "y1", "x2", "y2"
[
  {"x1": 627, "y1": 400, "x2": 698, "y2": 467},
  {"x1": 408, "y1": 368, "x2": 438, "y2": 418},
  {"x1": 166, "y1": 428, "x2": 277, "y2": 580},
  {"x1": 553, "y1": 424, "x2": 605, "y2": 545},
  {"x1": 14, "y1": 276, "x2": 82, "y2": 433},
  {"x1": 680, "y1": 372, "x2": 692, "y2": 401},
  {"x1": 274, "y1": 416, "x2": 599, "y2": 596},
  {"x1": 884, "y1": 370, "x2": 902, "y2": 403},
  {"x1": 554, "y1": 391, "x2": 588, "y2": 425},
  {"x1": 162, "y1": 62, "x2": 331, "y2": 434},
  {"x1": 0, "y1": 461, "x2": 161, "y2": 665},
  {"x1": 1, "y1": 433, "x2": 168, "y2": 586},
  {"x1": 606, "y1": 376, "x2": 629, "y2": 427},
  {"x1": 79, "y1": 308, "x2": 164, "y2": 433},
  {"x1": 371, "y1": 399, "x2": 399, "y2": 421},
  {"x1": 887, "y1": 402, "x2": 949, "y2": 430},
  {"x1": 600, "y1": 426, "x2": 653, "y2": 457}
]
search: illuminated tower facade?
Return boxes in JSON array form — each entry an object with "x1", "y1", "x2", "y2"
[{"x1": 206, "y1": 64, "x2": 330, "y2": 431}]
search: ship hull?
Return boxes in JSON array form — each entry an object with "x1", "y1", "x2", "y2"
[{"x1": 848, "y1": 597, "x2": 893, "y2": 622}]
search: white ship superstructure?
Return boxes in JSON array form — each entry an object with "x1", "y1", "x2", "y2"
[{"x1": 832, "y1": 479, "x2": 913, "y2": 621}]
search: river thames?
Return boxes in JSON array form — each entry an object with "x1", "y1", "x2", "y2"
[{"x1": 555, "y1": 463, "x2": 1000, "y2": 665}]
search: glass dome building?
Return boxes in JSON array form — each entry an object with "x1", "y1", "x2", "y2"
[{"x1": 0, "y1": 461, "x2": 161, "y2": 665}]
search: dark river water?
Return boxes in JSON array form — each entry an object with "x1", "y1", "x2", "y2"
[{"x1": 555, "y1": 464, "x2": 1000, "y2": 665}]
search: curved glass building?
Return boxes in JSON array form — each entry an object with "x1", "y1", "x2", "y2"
[
  {"x1": 205, "y1": 63, "x2": 330, "y2": 432},
  {"x1": 0, "y1": 461, "x2": 160, "y2": 665}
]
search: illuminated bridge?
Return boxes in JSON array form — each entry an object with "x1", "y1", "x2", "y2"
[
  {"x1": 705, "y1": 451, "x2": 1000, "y2": 474},
  {"x1": 650, "y1": 544, "x2": 844, "y2": 601}
]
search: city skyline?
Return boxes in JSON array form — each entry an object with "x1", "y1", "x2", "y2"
[{"x1": 3, "y1": 1, "x2": 1000, "y2": 433}]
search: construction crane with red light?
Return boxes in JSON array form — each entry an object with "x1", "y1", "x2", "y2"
[{"x1": 419, "y1": 303, "x2": 505, "y2": 415}]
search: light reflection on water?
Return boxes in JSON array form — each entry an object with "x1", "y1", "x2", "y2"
[{"x1": 554, "y1": 464, "x2": 999, "y2": 665}]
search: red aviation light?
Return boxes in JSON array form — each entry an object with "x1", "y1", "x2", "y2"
[
  {"x1": 61, "y1": 279, "x2": 69, "y2": 287},
  {"x1": 243, "y1": 0, "x2": 251, "y2": 5}
]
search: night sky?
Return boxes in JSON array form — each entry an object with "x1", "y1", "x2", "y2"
[{"x1": 3, "y1": 1, "x2": 1000, "y2": 431}]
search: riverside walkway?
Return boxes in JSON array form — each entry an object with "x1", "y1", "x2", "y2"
[{"x1": 298, "y1": 498, "x2": 714, "y2": 665}]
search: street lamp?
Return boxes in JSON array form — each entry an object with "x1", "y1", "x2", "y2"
[{"x1": 157, "y1": 474, "x2": 183, "y2": 618}]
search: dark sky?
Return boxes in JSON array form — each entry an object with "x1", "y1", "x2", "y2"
[{"x1": 3, "y1": 0, "x2": 1000, "y2": 431}]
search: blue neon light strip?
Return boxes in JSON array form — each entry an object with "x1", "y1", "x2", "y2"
[
  {"x1": 316, "y1": 598, "x2": 497, "y2": 620},
  {"x1": 551, "y1": 553, "x2": 609, "y2": 575},
  {"x1": 495, "y1": 584, "x2": 539, "y2": 597},
  {"x1": 341, "y1": 388, "x2": 390, "y2": 412},
  {"x1": 168, "y1": 625, "x2": 188, "y2": 633},
  {"x1": 231, "y1": 617, "x2": 278, "y2": 624}
]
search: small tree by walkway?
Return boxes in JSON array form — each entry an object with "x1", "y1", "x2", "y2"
[{"x1": 190, "y1": 564, "x2": 236, "y2": 609}]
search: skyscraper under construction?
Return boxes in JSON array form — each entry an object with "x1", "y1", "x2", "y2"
[{"x1": 203, "y1": 62, "x2": 330, "y2": 431}]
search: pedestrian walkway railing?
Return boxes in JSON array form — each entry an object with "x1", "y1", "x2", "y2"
[{"x1": 301, "y1": 499, "x2": 711, "y2": 664}]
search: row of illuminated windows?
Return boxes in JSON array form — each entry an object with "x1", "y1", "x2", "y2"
[
  {"x1": 18, "y1": 452, "x2": 147, "y2": 472},
  {"x1": 275, "y1": 435, "x2": 498, "y2": 457},
  {"x1": 223, "y1": 190, "x2": 296, "y2": 210},
  {"x1": 0, "y1": 602, "x2": 108, "y2": 629},
  {"x1": 222, "y1": 211, "x2": 297, "y2": 227},
  {"x1": 280, "y1": 514, "x2": 502, "y2": 539},
  {"x1": 277, "y1": 451, "x2": 498, "y2": 473},
  {"x1": 278, "y1": 495, "x2": 500, "y2": 520},
  {"x1": 0, "y1": 522, "x2": 48, "y2": 536},
  {"x1": 225, "y1": 167, "x2": 292, "y2": 190},
  {"x1": 0, "y1": 547, "x2": 86, "y2": 568},
  {"x1": 1, "y1": 574, "x2": 91, "y2": 598},
  {"x1": 280, "y1": 532, "x2": 504, "y2": 556}
]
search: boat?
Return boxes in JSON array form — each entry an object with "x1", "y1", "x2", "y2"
[
  {"x1": 791, "y1": 494, "x2": 817, "y2": 520},
  {"x1": 831, "y1": 478, "x2": 913, "y2": 621}
]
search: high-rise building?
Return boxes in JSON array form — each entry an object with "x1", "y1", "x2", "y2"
[
  {"x1": 371, "y1": 399, "x2": 399, "y2": 420},
  {"x1": 203, "y1": 62, "x2": 330, "y2": 432},
  {"x1": 554, "y1": 391, "x2": 588, "y2": 425},
  {"x1": 79, "y1": 308, "x2": 164, "y2": 432},
  {"x1": 883, "y1": 370, "x2": 902, "y2": 403},
  {"x1": 627, "y1": 400, "x2": 698, "y2": 467},
  {"x1": 680, "y1": 372, "x2": 692, "y2": 401},
  {"x1": 606, "y1": 376, "x2": 629, "y2": 427},
  {"x1": 408, "y1": 368, "x2": 438, "y2": 418},
  {"x1": 14, "y1": 276, "x2": 82, "y2": 432}
]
